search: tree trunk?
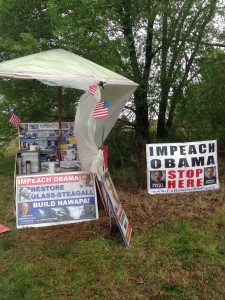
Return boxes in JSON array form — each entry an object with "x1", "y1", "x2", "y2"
[
  {"x1": 134, "y1": 87, "x2": 150, "y2": 143},
  {"x1": 157, "y1": 7, "x2": 169, "y2": 140},
  {"x1": 166, "y1": 87, "x2": 183, "y2": 131}
]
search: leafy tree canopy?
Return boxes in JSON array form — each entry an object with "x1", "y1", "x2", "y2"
[{"x1": 0, "y1": 0, "x2": 224, "y2": 156}]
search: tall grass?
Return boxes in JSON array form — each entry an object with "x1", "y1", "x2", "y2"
[{"x1": 0, "y1": 144, "x2": 225, "y2": 299}]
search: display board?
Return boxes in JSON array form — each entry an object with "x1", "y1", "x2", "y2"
[
  {"x1": 101, "y1": 169, "x2": 132, "y2": 247},
  {"x1": 18, "y1": 122, "x2": 81, "y2": 171},
  {"x1": 16, "y1": 172, "x2": 98, "y2": 228},
  {"x1": 146, "y1": 140, "x2": 219, "y2": 194}
]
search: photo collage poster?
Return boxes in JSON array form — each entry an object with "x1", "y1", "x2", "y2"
[
  {"x1": 18, "y1": 122, "x2": 81, "y2": 171},
  {"x1": 16, "y1": 172, "x2": 98, "y2": 228}
]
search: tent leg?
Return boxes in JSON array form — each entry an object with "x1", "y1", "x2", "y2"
[
  {"x1": 101, "y1": 126, "x2": 105, "y2": 148},
  {"x1": 58, "y1": 86, "x2": 62, "y2": 160}
]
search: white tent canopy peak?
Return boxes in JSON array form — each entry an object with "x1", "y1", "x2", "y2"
[{"x1": 0, "y1": 49, "x2": 139, "y2": 175}]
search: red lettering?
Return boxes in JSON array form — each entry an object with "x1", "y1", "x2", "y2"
[
  {"x1": 168, "y1": 168, "x2": 203, "y2": 179},
  {"x1": 166, "y1": 176, "x2": 203, "y2": 189},
  {"x1": 196, "y1": 169, "x2": 203, "y2": 177},
  {"x1": 178, "y1": 180, "x2": 184, "y2": 188},
  {"x1": 196, "y1": 178, "x2": 202, "y2": 186},
  {"x1": 168, "y1": 170, "x2": 176, "y2": 179},
  {"x1": 177, "y1": 170, "x2": 185, "y2": 178},
  {"x1": 168, "y1": 180, "x2": 176, "y2": 188},
  {"x1": 187, "y1": 179, "x2": 194, "y2": 187},
  {"x1": 186, "y1": 170, "x2": 194, "y2": 178}
]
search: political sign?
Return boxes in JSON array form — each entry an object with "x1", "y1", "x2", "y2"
[
  {"x1": 101, "y1": 169, "x2": 132, "y2": 247},
  {"x1": 146, "y1": 140, "x2": 219, "y2": 194},
  {"x1": 16, "y1": 172, "x2": 98, "y2": 228}
]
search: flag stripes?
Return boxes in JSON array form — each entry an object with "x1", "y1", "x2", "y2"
[
  {"x1": 8, "y1": 109, "x2": 21, "y2": 128},
  {"x1": 93, "y1": 100, "x2": 109, "y2": 119},
  {"x1": 88, "y1": 82, "x2": 99, "y2": 95}
]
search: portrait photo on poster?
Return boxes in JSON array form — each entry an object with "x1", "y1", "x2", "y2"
[
  {"x1": 20, "y1": 202, "x2": 30, "y2": 215},
  {"x1": 150, "y1": 170, "x2": 166, "y2": 189},
  {"x1": 79, "y1": 174, "x2": 93, "y2": 188},
  {"x1": 19, "y1": 187, "x2": 31, "y2": 201},
  {"x1": 204, "y1": 166, "x2": 217, "y2": 185}
]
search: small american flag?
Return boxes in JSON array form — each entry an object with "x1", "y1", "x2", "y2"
[
  {"x1": 93, "y1": 99, "x2": 109, "y2": 119},
  {"x1": 8, "y1": 109, "x2": 21, "y2": 128},
  {"x1": 88, "y1": 82, "x2": 99, "y2": 95}
]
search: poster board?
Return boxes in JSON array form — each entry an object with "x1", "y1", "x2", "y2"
[
  {"x1": 18, "y1": 122, "x2": 81, "y2": 171},
  {"x1": 16, "y1": 172, "x2": 98, "y2": 228},
  {"x1": 101, "y1": 169, "x2": 132, "y2": 247},
  {"x1": 146, "y1": 140, "x2": 219, "y2": 194},
  {"x1": 95, "y1": 177, "x2": 110, "y2": 216}
]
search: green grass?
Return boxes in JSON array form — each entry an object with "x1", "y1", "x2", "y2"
[
  {"x1": 0, "y1": 146, "x2": 225, "y2": 299},
  {"x1": 1, "y1": 219, "x2": 225, "y2": 299}
]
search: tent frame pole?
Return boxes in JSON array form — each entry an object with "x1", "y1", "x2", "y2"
[{"x1": 58, "y1": 86, "x2": 62, "y2": 160}]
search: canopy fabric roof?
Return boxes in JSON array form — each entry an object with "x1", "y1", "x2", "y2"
[{"x1": 0, "y1": 49, "x2": 138, "y2": 175}]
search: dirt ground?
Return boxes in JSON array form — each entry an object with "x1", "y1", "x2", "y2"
[{"x1": 23, "y1": 160, "x2": 225, "y2": 244}]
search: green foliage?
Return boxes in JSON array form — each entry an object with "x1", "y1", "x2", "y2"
[
  {"x1": 171, "y1": 49, "x2": 225, "y2": 151},
  {"x1": 0, "y1": 0, "x2": 131, "y2": 153},
  {"x1": 0, "y1": 0, "x2": 221, "y2": 147},
  {"x1": 0, "y1": 81, "x2": 81, "y2": 156},
  {"x1": 105, "y1": 120, "x2": 147, "y2": 189},
  {"x1": 157, "y1": 0, "x2": 218, "y2": 138},
  {"x1": 0, "y1": 0, "x2": 223, "y2": 156},
  {"x1": 0, "y1": 80, "x2": 81, "y2": 122}
]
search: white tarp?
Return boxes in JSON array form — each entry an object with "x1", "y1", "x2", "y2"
[{"x1": 0, "y1": 49, "x2": 138, "y2": 176}]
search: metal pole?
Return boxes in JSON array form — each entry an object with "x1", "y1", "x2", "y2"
[
  {"x1": 58, "y1": 86, "x2": 62, "y2": 160},
  {"x1": 101, "y1": 125, "x2": 105, "y2": 148}
]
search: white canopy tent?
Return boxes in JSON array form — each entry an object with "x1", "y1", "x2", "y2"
[{"x1": 0, "y1": 49, "x2": 138, "y2": 176}]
